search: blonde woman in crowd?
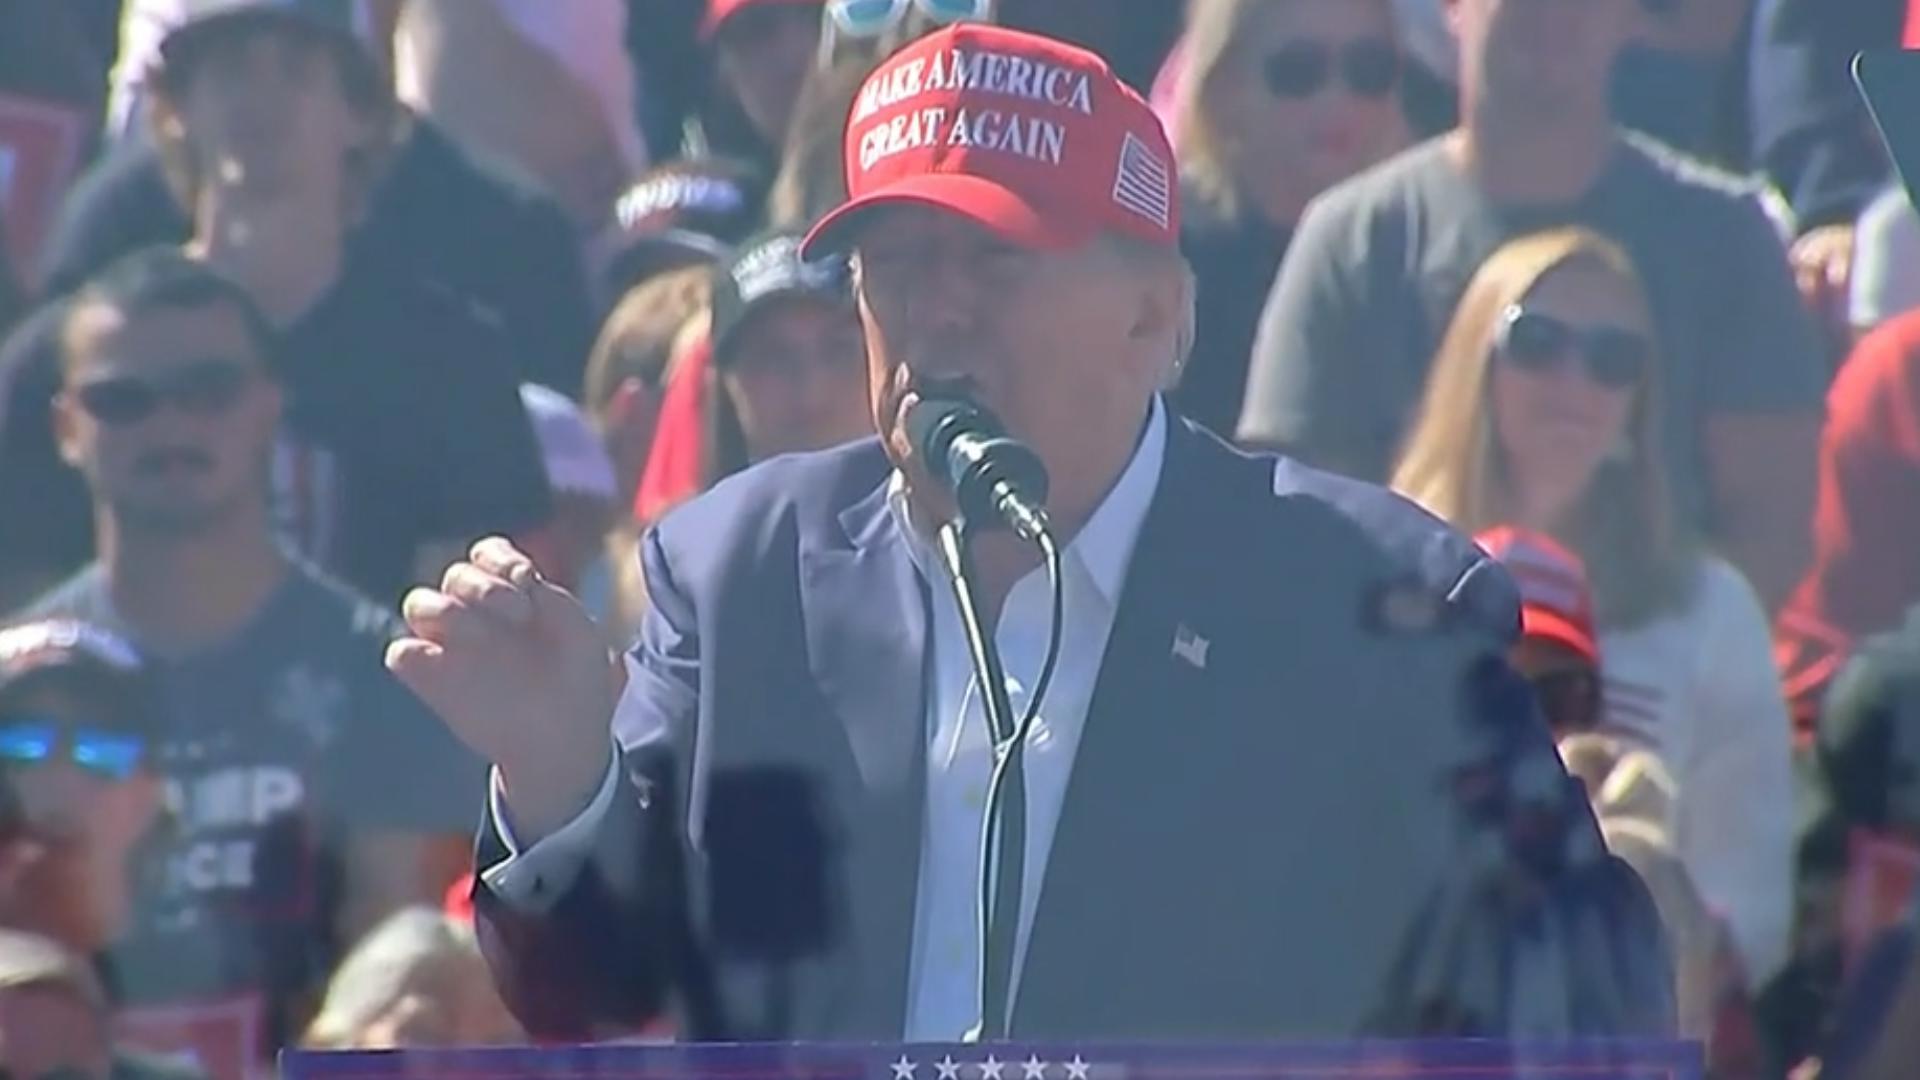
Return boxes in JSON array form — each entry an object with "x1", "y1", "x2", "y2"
[
  {"x1": 302, "y1": 907, "x2": 521, "y2": 1051},
  {"x1": 1391, "y1": 226, "x2": 1795, "y2": 987},
  {"x1": 1168, "y1": 0, "x2": 1409, "y2": 434}
]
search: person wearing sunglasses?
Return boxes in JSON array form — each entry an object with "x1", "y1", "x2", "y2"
[
  {"x1": 0, "y1": 620, "x2": 160, "y2": 965},
  {"x1": 13, "y1": 250, "x2": 487, "y2": 1069},
  {"x1": 1393, "y1": 226, "x2": 1795, "y2": 994},
  {"x1": 1239, "y1": 0, "x2": 1828, "y2": 619},
  {"x1": 1166, "y1": 0, "x2": 1409, "y2": 437}
]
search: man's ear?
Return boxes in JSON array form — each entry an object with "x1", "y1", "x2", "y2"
[
  {"x1": 254, "y1": 378, "x2": 286, "y2": 439},
  {"x1": 1128, "y1": 260, "x2": 1196, "y2": 389},
  {"x1": 51, "y1": 390, "x2": 86, "y2": 470},
  {"x1": 1443, "y1": 0, "x2": 1466, "y2": 39}
]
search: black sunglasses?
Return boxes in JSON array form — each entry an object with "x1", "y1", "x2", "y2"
[
  {"x1": 1261, "y1": 38, "x2": 1400, "y2": 101},
  {"x1": 1496, "y1": 306, "x2": 1650, "y2": 390},
  {"x1": 71, "y1": 361, "x2": 255, "y2": 427}
]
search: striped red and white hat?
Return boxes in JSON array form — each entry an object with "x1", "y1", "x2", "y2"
[{"x1": 1475, "y1": 526, "x2": 1600, "y2": 666}]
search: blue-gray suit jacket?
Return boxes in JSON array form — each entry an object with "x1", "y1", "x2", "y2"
[{"x1": 473, "y1": 413, "x2": 1672, "y2": 1043}]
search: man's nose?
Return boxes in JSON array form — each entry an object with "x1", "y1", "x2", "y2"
[
  {"x1": 18, "y1": 764, "x2": 96, "y2": 831},
  {"x1": 901, "y1": 252, "x2": 987, "y2": 331}
]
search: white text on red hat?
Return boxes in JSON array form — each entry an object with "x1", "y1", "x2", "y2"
[{"x1": 853, "y1": 48, "x2": 1097, "y2": 125}]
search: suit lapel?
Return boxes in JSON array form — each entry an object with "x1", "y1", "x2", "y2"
[
  {"x1": 1016, "y1": 421, "x2": 1255, "y2": 1033},
  {"x1": 798, "y1": 480, "x2": 928, "y2": 1037}
]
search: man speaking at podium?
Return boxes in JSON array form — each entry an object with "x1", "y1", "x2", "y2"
[{"x1": 387, "y1": 23, "x2": 1670, "y2": 1045}]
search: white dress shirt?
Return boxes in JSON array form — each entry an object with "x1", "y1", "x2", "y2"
[
  {"x1": 892, "y1": 399, "x2": 1166, "y2": 1040},
  {"x1": 482, "y1": 400, "x2": 1170, "y2": 1040}
]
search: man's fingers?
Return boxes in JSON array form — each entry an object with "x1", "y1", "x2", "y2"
[
  {"x1": 401, "y1": 586, "x2": 483, "y2": 646},
  {"x1": 441, "y1": 561, "x2": 534, "y2": 625},
  {"x1": 470, "y1": 536, "x2": 538, "y2": 585},
  {"x1": 384, "y1": 636, "x2": 447, "y2": 702}
]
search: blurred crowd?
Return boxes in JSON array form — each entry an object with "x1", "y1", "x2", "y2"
[{"x1": 2, "y1": 0, "x2": 1920, "y2": 1076}]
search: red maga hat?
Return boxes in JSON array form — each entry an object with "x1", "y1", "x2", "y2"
[
  {"x1": 802, "y1": 22, "x2": 1180, "y2": 257},
  {"x1": 1475, "y1": 527, "x2": 1602, "y2": 667}
]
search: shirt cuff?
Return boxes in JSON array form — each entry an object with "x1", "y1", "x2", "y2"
[{"x1": 479, "y1": 750, "x2": 622, "y2": 911}]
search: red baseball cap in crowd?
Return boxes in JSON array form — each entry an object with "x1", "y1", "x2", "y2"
[
  {"x1": 801, "y1": 22, "x2": 1180, "y2": 258},
  {"x1": 1474, "y1": 527, "x2": 1601, "y2": 666},
  {"x1": 701, "y1": 0, "x2": 820, "y2": 40}
]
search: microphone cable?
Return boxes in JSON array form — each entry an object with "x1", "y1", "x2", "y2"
[{"x1": 938, "y1": 520, "x2": 1065, "y2": 1042}]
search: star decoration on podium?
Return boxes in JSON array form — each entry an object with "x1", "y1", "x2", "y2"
[{"x1": 879, "y1": 1051, "x2": 1094, "y2": 1080}]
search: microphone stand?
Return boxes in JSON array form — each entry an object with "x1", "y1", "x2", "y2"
[{"x1": 932, "y1": 515, "x2": 1064, "y2": 1044}]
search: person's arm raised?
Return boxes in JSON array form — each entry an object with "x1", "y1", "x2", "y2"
[
  {"x1": 388, "y1": 536, "x2": 696, "y2": 1038},
  {"x1": 387, "y1": 537, "x2": 620, "y2": 838}
]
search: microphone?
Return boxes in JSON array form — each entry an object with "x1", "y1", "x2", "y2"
[{"x1": 904, "y1": 397, "x2": 1053, "y2": 542}]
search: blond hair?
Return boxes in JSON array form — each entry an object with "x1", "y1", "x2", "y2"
[
  {"x1": 1172, "y1": 0, "x2": 1393, "y2": 219},
  {"x1": 1390, "y1": 227, "x2": 1696, "y2": 628},
  {"x1": 583, "y1": 268, "x2": 714, "y2": 419},
  {"x1": 301, "y1": 907, "x2": 502, "y2": 1050}
]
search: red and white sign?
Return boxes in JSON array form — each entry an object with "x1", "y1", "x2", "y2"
[
  {"x1": 0, "y1": 94, "x2": 88, "y2": 289},
  {"x1": 1843, "y1": 828, "x2": 1920, "y2": 970},
  {"x1": 116, "y1": 993, "x2": 266, "y2": 1080}
]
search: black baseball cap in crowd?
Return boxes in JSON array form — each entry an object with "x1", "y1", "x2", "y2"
[
  {"x1": 606, "y1": 160, "x2": 769, "y2": 296},
  {"x1": 154, "y1": 0, "x2": 380, "y2": 102},
  {"x1": 0, "y1": 620, "x2": 154, "y2": 739},
  {"x1": 709, "y1": 229, "x2": 853, "y2": 365}
]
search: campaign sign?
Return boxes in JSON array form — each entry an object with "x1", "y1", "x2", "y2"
[{"x1": 284, "y1": 1039, "x2": 1703, "y2": 1080}]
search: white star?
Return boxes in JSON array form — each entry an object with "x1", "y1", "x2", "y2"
[
  {"x1": 1021, "y1": 1057, "x2": 1048, "y2": 1080},
  {"x1": 1064, "y1": 1057, "x2": 1090, "y2": 1080},
  {"x1": 892, "y1": 1056, "x2": 918, "y2": 1080},
  {"x1": 979, "y1": 1056, "x2": 1005, "y2": 1080},
  {"x1": 936, "y1": 1057, "x2": 961, "y2": 1080}
]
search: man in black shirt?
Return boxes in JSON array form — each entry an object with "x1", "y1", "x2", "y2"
[
  {"x1": 41, "y1": 3, "x2": 553, "y2": 606},
  {"x1": 18, "y1": 249, "x2": 483, "y2": 1065},
  {"x1": 40, "y1": 2, "x2": 594, "y2": 397}
]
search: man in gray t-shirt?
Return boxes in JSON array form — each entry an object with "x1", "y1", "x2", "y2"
[
  {"x1": 16, "y1": 248, "x2": 484, "y2": 1062},
  {"x1": 1237, "y1": 0, "x2": 1828, "y2": 612}
]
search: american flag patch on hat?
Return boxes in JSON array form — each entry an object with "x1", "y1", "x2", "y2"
[{"x1": 1112, "y1": 132, "x2": 1172, "y2": 230}]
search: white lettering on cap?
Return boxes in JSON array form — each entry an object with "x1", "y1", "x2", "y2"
[
  {"x1": 859, "y1": 106, "x2": 947, "y2": 171},
  {"x1": 732, "y1": 236, "x2": 843, "y2": 303},
  {"x1": 852, "y1": 47, "x2": 1096, "y2": 126},
  {"x1": 947, "y1": 108, "x2": 1067, "y2": 166}
]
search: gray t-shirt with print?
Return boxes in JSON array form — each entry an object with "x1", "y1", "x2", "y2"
[
  {"x1": 1237, "y1": 132, "x2": 1828, "y2": 524},
  {"x1": 19, "y1": 561, "x2": 482, "y2": 1052}
]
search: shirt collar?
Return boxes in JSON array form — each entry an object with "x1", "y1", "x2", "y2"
[{"x1": 887, "y1": 396, "x2": 1169, "y2": 607}]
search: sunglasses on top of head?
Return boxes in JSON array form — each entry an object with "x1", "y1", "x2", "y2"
[
  {"x1": 1261, "y1": 38, "x2": 1400, "y2": 100},
  {"x1": 0, "y1": 720, "x2": 146, "y2": 781},
  {"x1": 70, "y1": 360, "x2": 255, "y2": 427},
  {"x1": 827, "y1": 0, "x2": 992, "y2": 38},
  {"x1": 1496, "y1": 305, "x2": 1650, "y2": 390}
]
